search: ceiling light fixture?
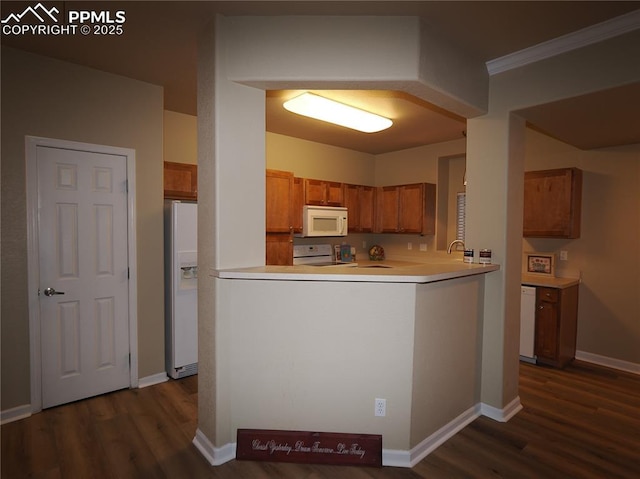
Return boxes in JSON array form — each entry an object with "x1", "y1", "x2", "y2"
[{"x1": 283, "y1": 92, "x2": 393, "y2": 133}]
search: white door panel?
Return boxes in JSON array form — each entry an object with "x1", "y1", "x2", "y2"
[{"x1": 37, "y1": 145, "x2": 130, "y2": 408}]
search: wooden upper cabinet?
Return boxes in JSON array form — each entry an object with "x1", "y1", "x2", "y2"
[
  {"x1": 524, "y1": 168, "x2": 582, "y2": 238},
  {"x1": 358, "y1": 186, "x2": 376, "y2": 233},
  {"x1": 376, "y1": 183, "x2": 436, "y2": 235},
  {"x1": 266, "y1": 169, "x2": 293, "y2": 233},
  {"x1": 377, "y1": 186, "x2": 401, "y2": 233},
  {"x1": 304, "y1": 178, "x2": 344, "y2": 206},
  {"x1": 344, "y1": 184, "x2": 360, "y2": 232},
  {"x1": 344, "y1": 184, "x2": 375, "y2": 233},
  {"x1": 164, "y1": 161, "x2": 197, "y2": 200}
]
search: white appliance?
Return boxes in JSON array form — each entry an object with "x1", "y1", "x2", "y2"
[
  {"x1": 164, "y1": 200, "x2": 198, "y2": 379},
  {"x1": 520, "y1": 286, "x2": 537, "y2": 363},
  {"x1": 299, "y1": 205, "x2": 348, "y2": 237},
  {"x1": 293, "y1": 244, "x2": 357, "y2": 267}
]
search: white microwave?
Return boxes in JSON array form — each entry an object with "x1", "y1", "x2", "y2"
[{"x1": 299, "y1": 205, "x2": 348, "y2": 237}]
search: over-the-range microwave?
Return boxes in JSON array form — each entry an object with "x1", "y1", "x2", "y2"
[{"x1": 297, "y1": 205, "x2": 348, "y2": 237}]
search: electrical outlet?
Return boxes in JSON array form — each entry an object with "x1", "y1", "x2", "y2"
[
  {"x1": 419, "y1": 243, "x2": 427, "y2": 252},
  {"x1": 560, "y1": 250, "x2": 568, "y2": 261},
  {"x1": 374, "y1": 398, "x2": 386, "y2": 417},
  {"x1": 407, "y1": 242, "x2": 413, "y2": 250}
]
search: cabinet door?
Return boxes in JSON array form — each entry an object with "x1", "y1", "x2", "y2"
[
  {"x1": 266, "y1": 169, "x2": 293, "y2": 233},
  {"x1": 534, "y1": 298, "x2": 559, "y2": 363},
  {"x1": 344, "y1": 184, "x2": 360, "y2": 232},
  {"x1": 304, "y1": 179, "x2": 344, "y2": 206},
  {"x1": 304, "y1": 178, "x2": 327, "y2": 205},
  {"x1": 524, "y1": 168, "x2": 582, "y2": 238},
  {"x1": 292, "y1": 177, "x2": 304, "y2": 233},
  {"x1": 164, "y1": 162, "x2": 197, "y2": 200},
  {"x1": 325, "y1": 181, "x2": 344, "y2": 206},
  {"x1": 377, "y1": 186, "x2": 400, "y2": 233},
  {"x1": 266, "y1": 233, "x2": 293, "y2": 266},
  {"x1": 398, "y1": 184, "x2": 424, "y2": 233},
  {"x1": 376, "y1": 183, "x2": 435, "y2": 235},
  {"x1": 358, "y1": 186, "x2": 376, "y2": 233}
]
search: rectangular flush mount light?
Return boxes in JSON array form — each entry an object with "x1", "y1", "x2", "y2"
[{"x1": 283, "y1": 92, "x2": 393, "y2": 133}]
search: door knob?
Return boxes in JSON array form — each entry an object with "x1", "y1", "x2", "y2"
[{"x1": 43, "y1": 287, "x2": 65, "y2": 296}]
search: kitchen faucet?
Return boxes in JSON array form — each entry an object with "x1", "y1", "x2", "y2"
[{"x1": 447, "y1": 239, "x2": 465, "y2": 254}]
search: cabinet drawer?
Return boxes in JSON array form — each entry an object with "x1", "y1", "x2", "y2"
[{"x1": 537, "y1": 287, "x2": 559, "y2": 303}]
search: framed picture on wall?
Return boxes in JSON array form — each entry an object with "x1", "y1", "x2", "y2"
[{"x1": 524, "y1": 252, "x2": 556, "y2": 277}]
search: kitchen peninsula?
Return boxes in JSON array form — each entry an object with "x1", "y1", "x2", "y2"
[{"x1": 209, "y1": 260, "x2": 501, "y2": 467}]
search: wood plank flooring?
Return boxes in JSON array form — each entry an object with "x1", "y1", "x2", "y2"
[{"x1": 2, "y1": 360, "x2": 639, "y2": 478}]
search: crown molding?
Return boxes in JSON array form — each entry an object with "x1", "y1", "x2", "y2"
[{"x1": 487, "y1": 8, "x2": 640, "y2": 75}]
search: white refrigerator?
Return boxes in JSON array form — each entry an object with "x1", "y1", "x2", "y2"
[{"x1": 164, "y1": 200, "x2": 198, "y2": 379}]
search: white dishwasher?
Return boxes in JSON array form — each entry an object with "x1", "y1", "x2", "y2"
[{"x1": 520, "y1": 286, "x2": 537, "y2": 363}]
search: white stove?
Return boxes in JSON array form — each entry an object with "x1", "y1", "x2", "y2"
[{"x1": 292, "y1": 244, "x2": 357, "y2": 268}]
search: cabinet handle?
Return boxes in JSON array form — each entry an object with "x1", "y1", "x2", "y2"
[{"x1": 539, "y1": 305, "x2": 544, "y2": 310}]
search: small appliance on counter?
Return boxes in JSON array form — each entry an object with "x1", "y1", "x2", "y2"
[{"x1": 293, "y1": 244, "x2": 357, "y2": 267}]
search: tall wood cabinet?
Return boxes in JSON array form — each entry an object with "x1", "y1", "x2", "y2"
[
  {"x1": 376, "y1": 183, "x2": 436, "y2": 235},
  {"x1": 164, "y1": 161, "x2": 197, "y2": 200},
  {"x1": 266, "y1": 169, "x2": 294, "y2": 265},
  {"x1": 534, "y1": 285, "x2": 579, "y2": 368},
  {"x1": 524, "y1": 168, "x2": 582, "y2": 238}
]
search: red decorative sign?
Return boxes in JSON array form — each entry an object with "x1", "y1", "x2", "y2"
[{"x1": 236, "y1": 429, "x2": 382, "y2": 467}]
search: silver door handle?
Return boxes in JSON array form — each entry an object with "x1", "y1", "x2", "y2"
[{"x1": 43, "y1": 287, "x2": 65, "y2": 296}]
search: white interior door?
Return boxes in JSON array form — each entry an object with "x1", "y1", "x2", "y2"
[{"x1": 36, "y1": 145, "x2": 131, "y2": 409}]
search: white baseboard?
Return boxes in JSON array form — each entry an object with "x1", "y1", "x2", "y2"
[
  {"x1": 138, "y1": 372, "x2": 169, "y2": 388},
  {"x1": 575, "y1": 350, "x2": 640, "y2": 375},
  {"x1": 400, "y1": 404, "x2": 481, "y2": 467},
  {"x1": 480, "y1": 396, "x2": 523, "y2": 422},
  {"x1": 192, "y1": 402, "x2": 520, "y2": 469},
  {"x1": 1, "y1": 404, "x2": 32, "y2": 425},
  {"x1": 192, "y1": 406, "x2": 482, "y2": 469},
  {"x1": 193, "y1": 428, "x2": 237, "y2": 466}
]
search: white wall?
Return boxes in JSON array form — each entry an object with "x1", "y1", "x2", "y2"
[
  {"x1": 220, "y1": 279, "x2": 416, "y2": 449},
  {"x1": 164, "y1": 110, "x2": 198, "y2": 164},
  {"x1": 266, "y1": 132, "x2": 375, "y2": 185}
]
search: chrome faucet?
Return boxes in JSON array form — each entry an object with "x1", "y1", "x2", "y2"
[{"x1": 447, "y1": 239, "x2": 465, "y2": 254}]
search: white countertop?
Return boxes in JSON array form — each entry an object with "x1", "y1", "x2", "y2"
[
  {"x1": 213, "y1": 259, "x2": 499, "y2": 284},
  {"x1": 521, "y1": 274, "x2": 580, "y2": 289}
]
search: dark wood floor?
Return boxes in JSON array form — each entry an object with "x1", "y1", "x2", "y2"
[{"x1": 2, "y1": 360, "x2": 639, "y2": 478}]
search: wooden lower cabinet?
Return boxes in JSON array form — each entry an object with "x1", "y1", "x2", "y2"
[
  {"x1": 534, "y1": 285, "x2": 579, "y2": 368},
  {"x1": 266, "y1": 233, "x2": 292, "y2": 266}
]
